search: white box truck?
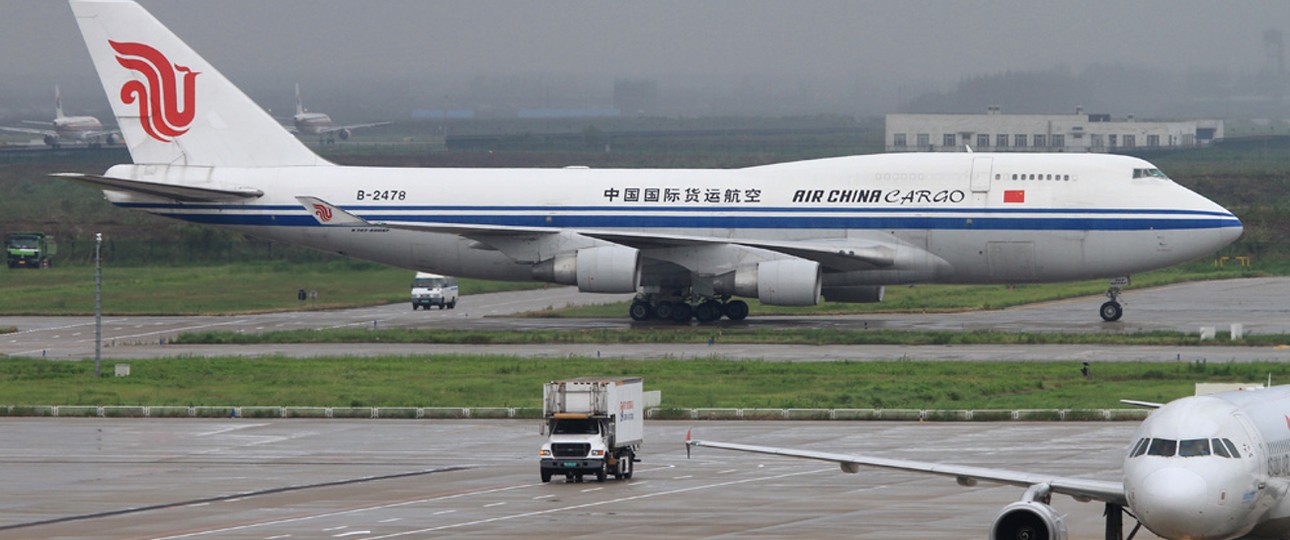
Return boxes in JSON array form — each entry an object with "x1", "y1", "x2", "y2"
[{"x1": 540, "y1": 377, "x2": 643, "y2": 483}]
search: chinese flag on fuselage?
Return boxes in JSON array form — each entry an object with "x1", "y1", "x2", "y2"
[{"x1": 1004, "y1": 190, "x2": 1025, "y2": 203}]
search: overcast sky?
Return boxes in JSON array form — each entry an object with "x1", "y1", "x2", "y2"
[{"x1": 2, "y1": 0, "x2": 1289, "y2": 117}]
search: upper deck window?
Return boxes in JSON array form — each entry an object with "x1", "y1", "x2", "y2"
[{"x1": 1132, "y1": 168, "x2": 1170, "y2": 180}]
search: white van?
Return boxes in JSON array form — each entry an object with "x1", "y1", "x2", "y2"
[{"x1": 410, "y1": 272, "x2": 459, "y2": 310}]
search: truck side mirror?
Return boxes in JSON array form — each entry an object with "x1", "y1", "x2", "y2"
[{"x1": 539, "y1": 423, "x2": 547, "y2": 436}]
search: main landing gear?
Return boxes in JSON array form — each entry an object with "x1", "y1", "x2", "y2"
[{"x1": 629, "y1": 294, "x2": 749, "y2": 324}]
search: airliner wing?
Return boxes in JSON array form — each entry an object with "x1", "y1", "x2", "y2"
[
  {"x1": 688, "y1": 438, "x2": 1127, "y2": 506},
  {"x1": 294, "y1": 199, "x2": 901, "y2": 271},
  {"x1": 51, "y1": 173, "x2": 263, "y2": 202},
  {"x1": 0, "y1": 125, "x2": 56, "y2": 137},
  {"x1": 317, "y1": 121, "x2": 393, "y2": 133}
]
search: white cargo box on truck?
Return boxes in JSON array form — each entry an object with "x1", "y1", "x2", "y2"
[{"x1": 543, "y1": 377, "x2": 643, "y2": 448}]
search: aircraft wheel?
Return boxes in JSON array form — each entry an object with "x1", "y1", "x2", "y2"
[
  {"x1": 670, "y1": 302, "x2": 693, "y2": 323},
  {"x1": 1100, "y1": 301, "x2": 1123, "y2": 322},
  {"x1": 653, "y1": 301, "x2": 675, "y2": 321},
  {"x1": 629, "y1": 301, "x2": 654, "y2": 321},
  {"x1": 695, "y1": 301, "x2": 723, "y2": 323},
  {"x1": 724, "y1": 300, "x2": 750, "y2": 321}
]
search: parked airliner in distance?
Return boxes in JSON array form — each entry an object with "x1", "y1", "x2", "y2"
[
  {"x1": 59, "y1": 0, "x2": 1242, "y2": 323},
  {"x1": 691, "y1": 385, "x2": 1290, "y2": 540},
  {"x1": 0, "y1": 85, "x2": 118, "y2": 148},
  {"x1": 288, "y1": 83, "x2": 390, "y2": 143}
]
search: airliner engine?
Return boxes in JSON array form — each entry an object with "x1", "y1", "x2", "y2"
[
  {"x1": 713, "y1": 258, "x2": 821, "y2": 306},
  {"x1": 532, "y1": 246, "x2": 640, "y2": 293},
  {"x1": 991, "y1": 500, "x2": 1067, "y2": 540}
]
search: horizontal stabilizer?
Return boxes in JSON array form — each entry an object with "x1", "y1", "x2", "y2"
[
  {"x1": 1119, "y1": 399, "x2": 1164, "y2": 409},
  {"x1": 50, "y1": 172, "x2": 262, "y2": 202}
]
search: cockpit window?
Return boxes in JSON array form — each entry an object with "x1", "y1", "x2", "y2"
[
  {"x1": 1130, "y1": 438, "x2": 1150, "y2": 457},
  {"x1": 1212, "y1": 439, "x2": 1231, "y2": 458},
  {"x1": 1132, "y1": 168, "x2": 1170, "y2": 180},
  {"x1": 1147, "y1": 438, "x2": 1177, "y2": 457},
  {"x1": 1179, "y1": 439, "x2": 1211, "y2": 457},
  {"x1": 1222, "y1": 438, "x2": 1241, "y2": 458}
]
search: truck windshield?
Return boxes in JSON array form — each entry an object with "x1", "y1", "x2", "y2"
[
  {"x1": 413, "y1": 278, "x2": 446, "y2": 288},
  {"x1": 8, "y1": 238, "x2": 37, "y2": 249},
  {"x1": 553, "y1": 418, "x2": 599, "y2": 435}
]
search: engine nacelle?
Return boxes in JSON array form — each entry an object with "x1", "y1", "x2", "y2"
[
  {"x1": 531, "y1": 246, "x2": 640, "y2": 293},
  {"x1": 821, "y1": 285, "x2": 885, "y2": 303},
  {"x1": 43, "y1": 135, "x2": 58, "y2": 147},
  {"x1": 106, "y1": 134, "x2": 118, "y2": 145},
  {"x1": 714, "y1": 259, "x2": 820, "y2": 306},
  {"x1": 990, "y1": 501, "x2": 1067, "y2": 540},
  {"x1": 338, "y1": 128, "x2": 352, "y2": 140}
]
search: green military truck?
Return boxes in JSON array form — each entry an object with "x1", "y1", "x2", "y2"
[{"x1": 6, "y1": 232, "x2": 56, "y2": 269}]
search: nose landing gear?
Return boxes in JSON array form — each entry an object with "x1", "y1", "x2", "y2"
[{"x1": 1100, "y1": 278, "x2": 1129, "y2": 322}]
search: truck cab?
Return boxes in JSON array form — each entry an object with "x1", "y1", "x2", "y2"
[
  {"x1": 410, "y1": 272, "x2": 458, "y2": 310},
  {"x1": 6, "y1": 232, "x2": 56, "y2": 269},
  {"x1": 539, "y1": 378, "x2": 644, "y2": 483}
]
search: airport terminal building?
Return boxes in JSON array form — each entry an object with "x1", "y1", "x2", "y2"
[{"x1": 885, "y1": 108, "x2": 1224, "y2": 153}]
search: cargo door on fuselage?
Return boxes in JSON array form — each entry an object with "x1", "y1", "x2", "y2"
[{"x1": 970, "y1": 157, "x2": 993, "y2": 206}]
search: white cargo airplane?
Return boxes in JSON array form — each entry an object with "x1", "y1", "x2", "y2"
[
  {"x1": 58, "y1": 0, "x2": 1242, "y2": 323},
  {"x1": 0, "y1": 85, "x2": 118, "y2": 148},
  {"x1": 690, "y1": 385, "x2": 1290, "y2": 540},
  {"x1": 288, "y1": 83, "x2": 391, "y2": 143}
]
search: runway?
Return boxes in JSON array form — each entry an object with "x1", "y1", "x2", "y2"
[
  {"x1": 0, "y1": 418, "x2": 1160, "y2": 540},
  {"x1": 2, "y1": 277, "x2": 1287, "y2": 362}
]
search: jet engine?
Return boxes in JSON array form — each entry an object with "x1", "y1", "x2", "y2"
[
  {"x1": 531, "y1": 245, "x2": 640, "y2": 293},
  {"x1": 990, "y1": 501, "x2": 1067, "y2": 540},
  {"x1": 714, "y1": 259, "x2": 820, "y2": 306},
  {"x1": 821, "y1": 285, "x2": 885, "y2": 303},
  {"x1": 106, "y1": 134, "x2": 118, "y2": 145},
  {"x1": 43, "y1": 135, "x2": 59, "y2": 147},
  {"x1": 338, "y1": 128, "x2": 352, "y2": 140}
]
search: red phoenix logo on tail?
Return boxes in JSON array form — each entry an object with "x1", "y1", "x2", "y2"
[
  {"x1": 109, "y1": 41, "x2": 199, "y2": 143},
  {"x1": 312, "y1": 203, "x2": 334, "y2": 223}
]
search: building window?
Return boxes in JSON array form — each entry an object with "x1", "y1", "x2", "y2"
[
  {"x1": 1051, "y1": 134, "x2": 1064, "y2": 148},
  {"x1": 996, "y1": 134, "x2": 1009, "y2": 147},
  {"x1": 917, "y1": 133, "x2": 930, "y2": 147},
  {"x1": 1108, "y1": 134, "x2": 1118, "y2": 147},
  {"x1": 1090, "y1": 134, "x2": 1103, "y2": 148},
  {"x1": 943, "y1": 133, "x2": 956, "y2": 147},
  {"x1": 1033, "y1": 134, "x2": 1046, "y2": 148},
  {"x1": 1014, "y1": 134, "x2": 1027, "y2": 147},
  {"x1": 893, "y1": 133, "x2": 907, "y2": 147},
  {"x1": 1124, "y1": 135, "x2": 1136, "y2": 148},
  {"x1": 976, "y1": 134, "x2": 990, "y2": 148},
  {"x1": 1147, "y1": 135, "x2": 1160, "y2": 147}
]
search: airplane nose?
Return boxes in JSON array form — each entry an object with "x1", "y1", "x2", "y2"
[{"x1": 1135, "y1": 466, "x2": 1244, "y2": 540}]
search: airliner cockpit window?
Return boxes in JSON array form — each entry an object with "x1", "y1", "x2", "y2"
[
  {"x1": 1222, "y1": 438, "x2": 1241, "y2": 458},
  {"x1": 1147, "y1": 438, "x2": 1178, "y2": 457},
  {"x1": 1212, "y1": 439, "x2": 1231, "y2": 458},
  {"x1": 1179, "y1": 439, "x2": 1211, "y2": 457},
  {"x1": 1132, "y1": 168, "x2": 1170, "y2": 180},
  {"x1": 1130, "y1": 438, "x2": 1150, "y2": 458}
]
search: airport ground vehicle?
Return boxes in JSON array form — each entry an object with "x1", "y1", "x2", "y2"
[
  {"x1": 6, "y1": 232, "x2": 56, "y2": 269},
  {"x1": 540, "y1": 377, "x2": 643, "y2": 483},
  {"x1": 410, "y1": 272, "x2": 458, "y2": 310}
]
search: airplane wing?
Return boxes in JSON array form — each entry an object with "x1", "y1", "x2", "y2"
[
  {"x1": 50, "y1": 173, "x2": 263, "y2": 202},
  {"x1": 0, "y1": 125, "x2": 56, "y2": 137},
  {"x1": 315, "y1": 121, "x2": 393, "y2": 134},
  {"x1": 687, "y1": 438, "x2": 1127, "y2": 506},
  {"x1": 294, "y1": 198, "x2": 905, "y2": 271}
]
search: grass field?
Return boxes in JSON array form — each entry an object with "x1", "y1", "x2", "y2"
[
  {"x1": 0, "y1": 261, "x2": 540, "y2": 315},
  {"x1": 0, "y1": 355, "x2": 1278, "y2": 409}
]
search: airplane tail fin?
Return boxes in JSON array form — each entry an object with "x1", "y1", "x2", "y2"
[
  {"x1": 69, "y1": 0, "x2": 329, "y2": 168},
  {"x1": 54, "y1": 85, "x2": 65, "y2": 119}
]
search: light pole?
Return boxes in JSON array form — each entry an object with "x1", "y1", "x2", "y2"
[{"x1": 95, "y1": 232, "x2": 102, "y2": 377}]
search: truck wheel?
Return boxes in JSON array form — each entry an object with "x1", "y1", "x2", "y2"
[
  {"x1": 412, "y1": 304, "x2": 418, "y2": 310},
  {"x1": 574, "y1": 474, "x2": 583, "y2": 483},
  {"x1": 540, "y1": 470, "x2": 552, "y2": 483},
  {"x1": 596, "y1": 466, "x2": 606, "y2": 482}
]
